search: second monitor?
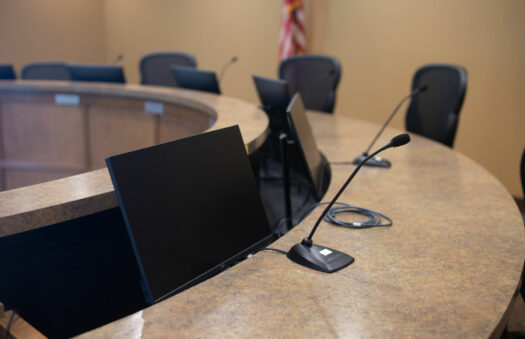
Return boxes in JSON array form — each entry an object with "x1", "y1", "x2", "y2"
[
  {"x1": 285, "y1": 93, "x2": 330, "y2": 202},
  {"x1": 172, "y1": 66, "x2": 221, "y2": 94}
]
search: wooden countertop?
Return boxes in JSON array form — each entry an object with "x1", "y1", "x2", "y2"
[
  {"x1": 0, "y1": 80, "x2": 269, "y2": 236},
  {"x1": 0, "y1": 82, "x2": 523, "y2": 337},
  {"x1": 79, "y1": 113, "x2": 524, "y2": 338}
]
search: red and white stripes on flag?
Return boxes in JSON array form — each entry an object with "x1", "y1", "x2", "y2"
[{"x1": 279, "y1": 0, "x2": 306, "y2": 61}]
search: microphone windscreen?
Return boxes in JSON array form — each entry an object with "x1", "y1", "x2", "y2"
[
  {"x1": 419, "y1": 85, "x2": 428, "y2": 92},
  {"x1": 391, "y1": 134, "x2": 410, "y2": 147}
]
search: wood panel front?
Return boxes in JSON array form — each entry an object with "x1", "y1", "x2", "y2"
[
  {"x1": 0, "y1": 89, "x2": 217, "y2": 190},
  {"x1": 0, "y1": 81, "x2": 269, "y2": 234},
  {"x1": 0, "y1": 101, "x2": 86, "y2": 190},
  {"x1": 158, "y1": 106, "x2": 212, "y2": 143},
  {"x1": 88, "y1": 105, "x2": 156, "y2": 169}
]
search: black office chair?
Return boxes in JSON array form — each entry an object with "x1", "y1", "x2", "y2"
[
  {"x1": 0, "y1": 64, "x2": 16, "y2": 79},
  {"x1": 278, "y1": 54, "x2": 341, "y2": 113},
  {"x1": 140, "y1": 52, "x2": 197, "y2": 87},
  {"x1": 521, "y1": 149, "x2": 525, "y2": 209},
  {"x1": 405, "y1": 64, "x2": 467, "y2": 147},
  {"x1": 21, "y1": 62, "x2": 71, "y2": 80},
  {"x1": 520, "y1": 149, "x2": 525, "y2": 301},
  {"x1": 68, "y1": 64, "x2": 125, "y2": 83},
  {"x1": 171, "y1": 66, "x2": 221, "y2": 94}
]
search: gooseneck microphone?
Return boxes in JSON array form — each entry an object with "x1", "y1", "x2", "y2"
[
  {"x1": 287, "y1": 134, "x2": 411, "y2": 273},
  {"x1": 218, "y1": 56, "x2": 238, "y2": 83},
  {"x1": 112, "y1": 54, "x2": 124, "y2": 65},
  {"x1": 352, "y1": 85, "x2": 427, "y2": 168}
]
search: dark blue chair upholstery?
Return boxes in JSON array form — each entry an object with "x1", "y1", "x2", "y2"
[
  {"x1": 521, "y1": 149, "x2": 525, "y2": 202},
  {"x1": 520, "y1": 149, "x2": 525, "y2": 301},
  {"x1": 405, "y1": 64, "x2": 467, "y2": 147},
  {"x1": 21, "y1": 62, "x2": 71, "y2": 80},
  {"x1": 140, "y1": 52, "x2": 197, "y2": 87},
  {"x1": 68, "y1": 64, "x2": 125, "y2": 83},
  {"x1": 0, "y1": 64, "x2": 16, "y2": 79},
  {"x1": 278, "y1": 55, "x2": 341, "y2": 113},
  {"x1": 171, "y1": 67, "x2": 220, "y2": 94}
]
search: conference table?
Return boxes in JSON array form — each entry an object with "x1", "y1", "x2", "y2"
[{"x1": 0, "y1": 81, "x2": 523, "y2": 338}]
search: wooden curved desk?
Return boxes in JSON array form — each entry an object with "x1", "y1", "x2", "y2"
[
  {"x1": 82, "y1": 115, "x2": 524, "y2": 338},
  {"x1": 0, "y1": 81, "x2": 269, "y2": 236},
  {"x1": 0, "y1": 82, "x2": 523, "y2": 338}
]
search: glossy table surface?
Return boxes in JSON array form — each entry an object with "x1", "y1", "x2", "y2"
[{"x1": 79, "y1": 112, "x2": 524, "y2": 338}]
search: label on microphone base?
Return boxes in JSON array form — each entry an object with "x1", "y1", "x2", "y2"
[
  {"x1": 55, "y1": 94, "x2": 80, "y2": 106},
  {"x1": 144, "y1": 101, "x2": 164, "y2": 115},
  {"x1": 319, "y1": 248, "x2": 332, "y2": 256}
]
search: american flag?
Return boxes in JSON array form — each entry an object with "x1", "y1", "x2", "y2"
[{"x1": 279, "y1": 0, "x2": 306, "y2": 61}]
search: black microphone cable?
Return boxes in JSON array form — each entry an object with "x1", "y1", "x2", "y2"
[
  {"x1": 258, "y1": 247, "x2": 288, "y2": 255},
  {"x1": 296, "y1": 201, "x2": 392, "y2": 229},
  {"x1": 256, "y1": 200, "x2": 392, "y2": 257},
  {"x1": 3, "y1": 310, "x2": 16, "y2": 339}
]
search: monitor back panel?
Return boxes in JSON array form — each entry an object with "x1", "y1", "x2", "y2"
[
  {"x1": 106, "y1": 126, "x2": 272, "y2": 303},
  {"x1": 172, "y1": 66, "x2": 221, "y2": 94},
  {"x1": 286, "y1": 94, "x2": 325, "y2": 200},
  {"x1": 253, "y1": 75, "x2": 291, "y2": 110}
]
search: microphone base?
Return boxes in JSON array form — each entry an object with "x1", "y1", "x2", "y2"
[
  {"x1": 287, "y1": 242, "x2": 354, "y2": 273},
  {"x1": 353, "y1": 153, "x2": 391, "y2": 168}
]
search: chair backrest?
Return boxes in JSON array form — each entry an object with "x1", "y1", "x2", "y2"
[
  {"x1": 21, "y1": 62, "x2": 71, "y2": 80},
  {"x1": 520, "y1": 149, "x2": 525, "y2": 301},
  {"x1": 140, "y1": 52, "x2": 197, "y2": 87},
  {"x1": 0, "y1": 64, "x2": 16, "y2": 79},
  {"x1": 278, "y1": 55, "x2": 341, "y2": 113},
  {"x1": 405, "y1": 64, "x2": 467, "y2": 147},
  {"x1": 68, "y1": 64, "x2": 125, "y2": 83},
  {"x1": 171, "y1": 66, "x2": 220, "y2": 94}
]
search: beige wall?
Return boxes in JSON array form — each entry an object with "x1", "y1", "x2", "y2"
[
  {"x1": 0, "y1": 0, "x2": 106, "y2": 71},
  {"x1": 0, "y1": 0, "x2": 523, "y2": 197},
  {"x1": 104, "y1": 0, "x2": 525, "y2": 198},
  {"x1": 308, "y1": 0, "x2": 525, "y2": 198},
  {"x1": 103, "y1": 0, "x2": 283, "y2": 101}
]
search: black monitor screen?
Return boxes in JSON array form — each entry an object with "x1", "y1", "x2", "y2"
[
  {"x1": 106, "y1": 126, "x2": 273, "y2": 304},
  {"x1": 172, "y1": 66, "x2": 221, "y2": 94},
  {"x1": 252, "y1": 75, "x2": 291, "y2": 110},
  {"x1": 68, "y1": 65, "x2": 125, "y2": 83},
  {"x1": 286, "y1": 93, "x2": 325, "y2": 200}
]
